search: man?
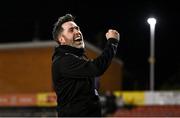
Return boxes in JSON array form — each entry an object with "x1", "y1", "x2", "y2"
[
  {"x1": 104, "y1": 90, "x2": 118, "y2": 116},
  {"x1": 51, "y1": 14, "x2": 120, "y2": 117}
]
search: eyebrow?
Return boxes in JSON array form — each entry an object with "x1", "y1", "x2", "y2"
[{"x1": 69, "y1": 26, "x2": 79, "y2": 30}]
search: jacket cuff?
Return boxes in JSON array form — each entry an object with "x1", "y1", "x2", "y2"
[{"x1": 108, "y1": 38, "x2": 119, "y2": 45}]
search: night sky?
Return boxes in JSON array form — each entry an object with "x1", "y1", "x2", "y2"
[{"x1": 0, "y1": 0, "x2": 180, "y2": 90}]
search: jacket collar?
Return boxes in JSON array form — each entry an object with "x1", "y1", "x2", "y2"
[{"x1": 53, "y1": 45, "x2": 85, "y2": 58}]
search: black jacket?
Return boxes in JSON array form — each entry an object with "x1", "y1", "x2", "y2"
[{"x1": 51, "y1": 38, "x2": 119, "y2": 116}]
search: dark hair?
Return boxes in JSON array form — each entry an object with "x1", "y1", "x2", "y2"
[{"x1": 52, "y1": 14, "x2": 75, "y2": 43}]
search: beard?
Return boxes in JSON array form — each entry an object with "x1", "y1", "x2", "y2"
[{"x1": 62, "y1": 34, "x2": 85, "y2": 49}]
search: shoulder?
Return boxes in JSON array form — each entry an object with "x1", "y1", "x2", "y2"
[{"x1": 53, "y1": 52, "x2": 83, "y2": 64}]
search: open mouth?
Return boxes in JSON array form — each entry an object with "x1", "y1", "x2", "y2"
[{"x1": 74, "y1": 37, "x2": 82, "y2": 42}]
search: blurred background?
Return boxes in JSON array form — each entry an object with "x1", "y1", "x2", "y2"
[{"x1": 0, "y1": 0, "x2": 180, "y2": 117}]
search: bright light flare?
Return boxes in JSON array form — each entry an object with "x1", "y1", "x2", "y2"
[{"x1": 147, "y1": 18, "x2": 156, "y2": 26}]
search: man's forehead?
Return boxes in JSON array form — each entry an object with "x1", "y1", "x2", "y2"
[{"x1": 62, "y1": 21, "x2": 77, "y2": 28}]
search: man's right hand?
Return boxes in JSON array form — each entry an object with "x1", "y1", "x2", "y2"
[{"x1": 106, "y1": 29, "x2": 120, "y2": 41}]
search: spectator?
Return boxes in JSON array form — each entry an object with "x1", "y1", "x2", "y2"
[{"x1": 104, "y1": 90, "x2": 117, "y2": 116}]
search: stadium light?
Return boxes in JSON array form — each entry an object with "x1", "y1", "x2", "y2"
[{"x1": 147, "y1": 17, "x2": 157, "y2": 91}]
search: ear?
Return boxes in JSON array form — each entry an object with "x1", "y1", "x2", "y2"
[{"x1": 58, "y1": 35, "x2": 65, "y2": 44}]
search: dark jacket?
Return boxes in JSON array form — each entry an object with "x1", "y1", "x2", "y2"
[{"x1": 51, "y1": 38, "x2": 119, "y2": 116}]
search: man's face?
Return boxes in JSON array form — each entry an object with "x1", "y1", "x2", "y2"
[{"x1": 58, "y1": 21, "x2": 85, "y2": 49}]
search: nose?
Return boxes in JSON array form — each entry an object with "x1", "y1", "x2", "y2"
[{"x1": 74, "y1": 29, "x2": 81, "y2": 35}]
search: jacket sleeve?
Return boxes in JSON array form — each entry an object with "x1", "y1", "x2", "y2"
[{"x1": 57, "y1": 38, "x2": 119, "y2": 78}]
